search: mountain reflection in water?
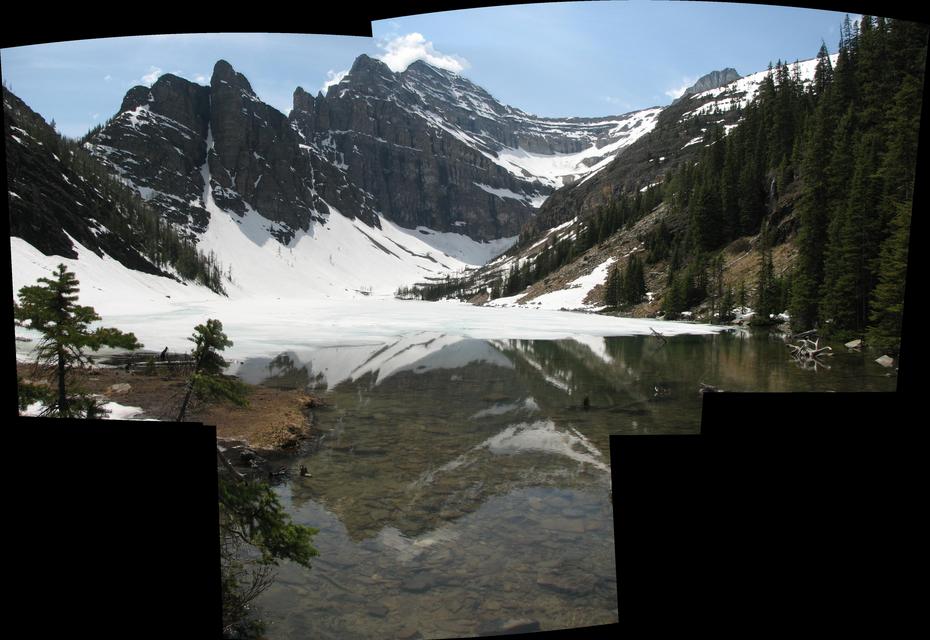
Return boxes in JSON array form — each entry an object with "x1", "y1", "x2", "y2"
[{"x1": 236, "y1": 331, "x2": 894, "y2": 639}]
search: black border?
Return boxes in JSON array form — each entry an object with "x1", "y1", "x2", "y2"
[{"x1": 4, "y1": 1, "x2": 927, "y2": 637}]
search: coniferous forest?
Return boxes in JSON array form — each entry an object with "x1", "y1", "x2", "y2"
[
  {"x1": 651, "y1": 16, "x2": 925, "y2": 350},
  {"x1": 632, "y1": 15, "x2": 925, "y2": 349},
  {"x1": 404, "y1": 16, "x2": 925, "y2": 353}
]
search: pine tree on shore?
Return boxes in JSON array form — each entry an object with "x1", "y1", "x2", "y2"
[
  {"x1": 176, "y1": 319, "x2": 248, "y2": 422},
  {"x1": 14, "y1": 264, "x2": 142, "y2": 416}
]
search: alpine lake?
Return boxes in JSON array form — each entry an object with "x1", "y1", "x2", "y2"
[{"x1": 228, "y1": 328, "x2": 895, "y2": 639}]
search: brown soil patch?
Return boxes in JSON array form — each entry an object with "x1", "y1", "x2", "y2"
[{"x1": 16, "y1": 362, "x2": 320, "y2": 451}]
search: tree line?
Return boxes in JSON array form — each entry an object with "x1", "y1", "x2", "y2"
[
  {"x1": 398, "y1": 15, "x2": 924, "y2": 350},
  {"x1": 632, "y1": 15, "x2": 922, "y2": 345}
]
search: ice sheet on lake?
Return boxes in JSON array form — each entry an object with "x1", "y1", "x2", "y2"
[{"x1": 12, "y1": 231, "x2": 725, "y2": 365}]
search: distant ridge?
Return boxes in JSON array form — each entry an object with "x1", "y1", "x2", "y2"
[{"x1": 677, "y1": 68, "x2": 742, "y2": 101}]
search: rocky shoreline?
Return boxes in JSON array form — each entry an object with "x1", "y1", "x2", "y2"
[{"x1": 15, "y1": 358, "x2": 328, "y2": 465}]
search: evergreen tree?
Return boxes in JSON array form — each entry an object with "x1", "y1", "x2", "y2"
[
  {"x1": 219, "y1": 472, "x2": 318, "y2": 636},
  {"x1": 867, "y1": 202, "x2": 911, "y2": 351},
  {"x1": 707, "y1": 254, "x2": 726, "y2": 321},
  {"x1": 753, "y1": 222, "x2": 778, "y2": 325},
  {"x1": 604, "y1": 264, "x2": 622, "y2": 307},
  {"x1": 720, "y1": 286, "x2": 735, "y2": 323},
  {"x1": 14, "y1": 264, "x2": 142, "y2": 416},
  {"x1": 663, "y1": 272, "x2": 687, "y2": 318},
  {"x1": 789, "y1": 87, "x2": 836, "y2": 331},
  {"x1": 811, "y1": 41, "x2": 835, "y2": 98},
  {"x1": 176, "y1": 319, "x2": 249, "y2": 422},
  {"x1": 720, "y1": 136, "x2": 742, "y2": 242},
  {"x1": 819, "y1": 133, "x2": 883, "y2": 336},
  {"x1": 622, "y1": 254, "x2": 647, "y2": 306}
]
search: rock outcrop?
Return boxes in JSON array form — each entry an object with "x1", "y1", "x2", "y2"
[{"x1": 680, "y1": 68, "x2": 742, "y2": 97}]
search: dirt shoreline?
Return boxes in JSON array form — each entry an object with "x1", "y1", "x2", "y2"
[{"x1": 16, "y1": 360, "x2": 325, "y2": 454}]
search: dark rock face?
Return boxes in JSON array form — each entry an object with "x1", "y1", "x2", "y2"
[
  {"x1": 86, "y1": 73, "x2": 211, "y2": 233},
  {"x1": 290, "y1": 58, "x2": 542, "y2": 240},
  {"x1": 206, "y1": 60, "x2": 332, "y2": 236},
  {"x1": 87, "y1": 60, "x2": 378, "y2": 243}
]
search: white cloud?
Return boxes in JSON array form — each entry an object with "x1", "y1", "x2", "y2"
[
  {"x1": 104, "y1": 74, "x2": 112, "y2": 82},
  {"x1": 665, "y1": 76, "x2": 696, "y2": 100},
  {"x1": 141, "y1": 66, "x2": 163, "y2": 87},
  {"x1": 194, "y1": 74, "x2": 208, "y2": 84},
  {"x1": 321, "y1": 69, "x2": 349, "y2": 95},
  {"x1": 603, "y1": 96, "x2": 632, "y2": 110},
  {"x1": 376, "y1": 32, "x2": 469, "y2": 74}
]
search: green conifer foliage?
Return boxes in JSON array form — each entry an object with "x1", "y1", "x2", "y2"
[
  {"x1": 867, "y1": 202, "x2": 911, "y2": 351},
  {"x1": 14, "y1": 264, "x2": 142, "y2": 416},
  {"x1": 176, "y1": 319, "x2": 249, "y2": 422}
]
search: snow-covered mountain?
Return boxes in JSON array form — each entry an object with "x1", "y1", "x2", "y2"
[
  {"x1": 28, "y1": 55, "x2": 655, "y2": 300},
  {"x1": 316, "y1": 55, "x2": 662, "y2": 190},
  {"x1": 679, "y1": 54, "x2": 839, "y2": 120},
  {"x1": 455, "y1": 54, "x2": 842, "y2": 313},
  {"x1": 85, "y1": 56, "x2": 660, "y2": 243},
  {"x1": 9, "y1": 53, "x2": 831, "y2": 307}
]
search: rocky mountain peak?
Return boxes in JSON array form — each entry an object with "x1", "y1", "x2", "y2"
[
  {"x1": 681, "y1": 68, "x2": 742, "y2": 98},
  {"x1": 341, "y1": 54, "x2": 395, "y2": 90},
  {"x1": 84, "y1": 53, "x2": 662, "y2": 248},
  {"x1": 292, "y1": 86, "x2": 315, "y2": 114},
  {"x1": 211, "y1": 59, "x2": 256, "y2": 97},
  {"x1": 119, "y1": 85, "x2": 153, "y2": 113},
  {"x1": 405, "y1": 59, "x2": 450, "y2": 76},
  {"x1": 349, "y1": 53, "x2": 389, "y2": 74}
]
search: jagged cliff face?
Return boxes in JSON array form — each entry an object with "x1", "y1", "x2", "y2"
[
  {"x1": 85, "y1": 56, "x2": 660, "y2": 244},
  {"x1": 297, "y1": 56, "x2": 661, "y2": 240},
  {"x1": 88, "y1": 74, "x2": 212, "y2": 233},
  {"x1": 86, "y1": 61, "x2": 377, "y2": 244}
]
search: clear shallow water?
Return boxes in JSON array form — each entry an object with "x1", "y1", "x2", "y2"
[{"x1": 240, "y1": 330, "x2": 895, "y2": 639}]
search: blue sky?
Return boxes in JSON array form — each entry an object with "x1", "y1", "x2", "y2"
[{"x1": 1, "y1": 2, "x2": 855, "y2": 139}]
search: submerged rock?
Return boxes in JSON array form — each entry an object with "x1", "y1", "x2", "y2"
[
  {"x1": 536, "y1": 571, "x2": 596, "y2": 595},
  {"x1": 400, "y1": 573, "x2": 437, "y2": 593},
  {"x1": 477, "y1": 617, "x2": 541, "y2": 636}
]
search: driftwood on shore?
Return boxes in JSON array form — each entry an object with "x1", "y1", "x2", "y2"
[{"x1": 787, "y1": 336, "x2": 834, "y2": 369}]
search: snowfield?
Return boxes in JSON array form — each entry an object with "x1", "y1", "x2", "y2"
[{"x1": 12, "y1": 224, "x2": 724, "y2": 368}]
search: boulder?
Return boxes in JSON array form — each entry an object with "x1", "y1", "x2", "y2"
[{"x1": 875, "y1": 355, "x2": 894, "y2": 368}]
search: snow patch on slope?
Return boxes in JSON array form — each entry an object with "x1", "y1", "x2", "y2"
[
  {"x1": 682, "y1": 54, "x2": 840, "y2": 119},
  {"x1": 399, "y1": 226, "x2": 516, "y2": 266},
  {"x1": 488, "y1": 256, "x2": 617, "y2": 311}
]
